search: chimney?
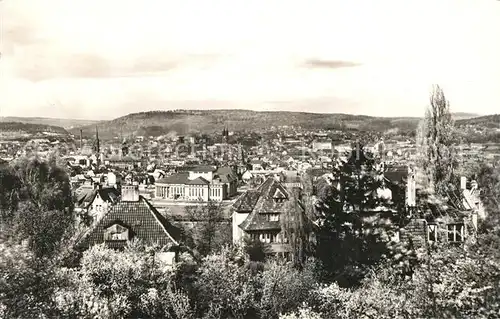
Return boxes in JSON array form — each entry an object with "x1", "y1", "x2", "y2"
[
  {"x1": 461, "y1": 176, "x2": 467, "y2": 190},
  {"x1": 121, "y1": 184, "x2": 140, "y2": 202}
]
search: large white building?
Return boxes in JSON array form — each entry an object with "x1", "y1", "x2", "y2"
[{"x1": 154, "y1": 166, "x2": 237, "y2": 202}]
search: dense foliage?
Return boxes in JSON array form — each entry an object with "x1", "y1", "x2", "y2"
[{"x1": 0, "y1": 121, "x2": 68, "y2": 135}]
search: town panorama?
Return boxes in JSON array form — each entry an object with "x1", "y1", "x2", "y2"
[{"x1": 2, "y1": 0, "x2": 500, "y2": 318}]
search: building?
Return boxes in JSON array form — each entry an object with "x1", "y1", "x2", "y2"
[
  {"x1": 232, "y1": 177, "x2": 305, "y2": 254},
  {"x1": 75, "y1": 184, "x2": 120, "y2": 221},
  {"x1": 105, "y1": 155, "x2": 143, "y2": 170},
  {"x1": 154, "y1": 165, "x2": 237, "y2": 202},
  {"x1": 77, "y1": 184, "x2": 181, "y2": 265},
  {"x1": 312, "y1": 140, "x2": 333, "y2": 152},
  {"x1": 400, "y1": 174, "x2": 485, "y2": 248}
]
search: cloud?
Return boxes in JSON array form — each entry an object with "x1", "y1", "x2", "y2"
[
  {"x1": 303, "y1": 59, "x2": 361, "y2": 69},
  {"x1": 7, "y1": 47, "x2": 221, "y2": 81},
  {"x1": 2, "y1": 4, "x2": 220, "y2": 81}
]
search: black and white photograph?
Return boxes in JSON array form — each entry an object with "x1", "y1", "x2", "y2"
[{"x1": 1, "y1": 0, "x2": 500, "y2": 318}]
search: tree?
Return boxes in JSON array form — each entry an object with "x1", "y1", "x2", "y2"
[
  {"x1": 416, "y1": 85, "x2": 458, "y2": 196},
  {"x1": 0, "y1": 164, "x2": 20, "y2": 224},
  {"x1": 184, "y1": 201, "x2": 231, "y2": 257},
  {"x1": 244, "y1": 236, "x2": 271, "y2": 262},
  {"x1": 474, "y1": 161, "x2": 500, "y2": 231},
  {"x1": 193, "y1": 246, "x2": 259, "y2": 319},
  {"x1": 314, "y1": 145, "x2": 401, "y2": 285},
  {"x1": 281, "y1": 187, "x2": 311, "y2": 268},
  {"x1": 0, "y1": 155, "x2": 75, "y2": 258},
  {"x1": 257, "y1": 260, "x2": 318, "y2": 319},
  {"x1": 54, "y1": 242, "x2": 193, "y2": 319},
  {"x1": 0, "y1": 235, "x2": 60, "y2": 318},
  {"x1": 11, "y1": 155, "x2": 73, "y2": 212}
]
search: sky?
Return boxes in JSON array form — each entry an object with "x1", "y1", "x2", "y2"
[{"x1": 1, "y1": 0, "x2": 499, "y2": 120}]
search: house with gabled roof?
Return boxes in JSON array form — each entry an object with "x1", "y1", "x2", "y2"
[
  {"x1": 399, "y1": 171, "x2": 485, "y2": 248},
  {"x1": 75, "y1": 183, "x2": 120, "y2": 222},
  {"x1": 232, "y1": 177, "x2": 305, "y2": 254},
  {"x1": 77, "y1": 184, "x2": 181, "y2": 265}
]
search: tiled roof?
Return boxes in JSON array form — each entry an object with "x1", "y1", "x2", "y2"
[
  {"x1": 252, "y1": 178, "x2": 291, "y2": 213},
  {"x1": 156, "y1": 172, "x2": 189, "y2": 185},
  {"x1": 233, "y1": 190, "x2": 261, "y2": 212},
  {"x1": 216, "y1": 166, "x2": 238, "y2": 183},
  {"x1": 179, "y1": 165, "x2": 216, "y2": 173},
  {"x1": 235, "y1": 177, "x2": 305, "y2": 232},
  {"x1": 76, "y1": 189, "x2": 95, "y2": 208},
  {"x1": 217, "y1": 166, "x2": 237, "y2": 178},
  {"x1": 216, "y1": 173, "x2": 237, "y2": 183},
  {"x1": 98, "y1": 187, "x2": 120, "y2": 203},
  {"x1": 77, "y1": 196, "x2": 181, "y2": 250},
  {"x1": 186, "y1": 176, "x2": 210, "y2": 185}
]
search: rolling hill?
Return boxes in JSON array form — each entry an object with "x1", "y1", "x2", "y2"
[
  {"x1": 69, "y1": 109, "x2": 487, "y2": 139},
  {"x1": 0, "y1": 117, "x2": 99, "y2": 129},
  {"x1": 456, "y1": 114, "x2": 500, "y2": 128},
  {"x1": 451, "y1": 112, "x2": 482, "y2": 120},
  {"x1": 0, "y1": 122, "x2": 69, "y2": 139},
  {"x1": 71, "y1": 109, "x2": 423, "y2": 139}
]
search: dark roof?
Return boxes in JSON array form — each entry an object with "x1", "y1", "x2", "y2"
[
  {"x1": 216, "y1": 166, "x2": 238, "y2": 180},
  {"x1": 234, "y1": 177, "x2": 304, "y2": 232},
  {"x1": 384, "y1": 165, "x2": 408, "y2": 184},
  {"x1": 186, "y1": 176, "x2": 210, "y2": 185},
  {"x1": 156, "y1": 172, "x2": 189, "y2": 185},
  {"x1": 78, "y1": 196, "x2": 181, "y2": 249},
  {"x1": 76, "y1": 186, "x2": 117, "y2": 207},
  {"x1": 178, "y1": 165, "x2": 216, "y2": 173},
  {"x1": 107, "y1": 156, "x2": 141, "y2": 163},
  {"x1": 252, "y1": 178, "x2": 291, "y2": 214},
  {"x1": 250, "y1": 159, "x2": 264, "y2": 165},
  {"x1": 233, "y1": 190, "x2": 261, "y2": 212}
]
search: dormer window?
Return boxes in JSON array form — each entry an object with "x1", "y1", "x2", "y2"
[
  {"x1": 273, "y1": 188, "x2": 287, "y2": 203},
  {"x1": 104, "y1": 224, "x2": 130, "y2": 241}
]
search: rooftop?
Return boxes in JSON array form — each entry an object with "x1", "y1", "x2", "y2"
[{"x1": 77, "y1": 195, "x2": 181, "y2": 250}]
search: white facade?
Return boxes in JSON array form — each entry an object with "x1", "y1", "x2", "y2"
[
  {"x1": 155, "y1": 183, "x2": 226, "y2": 202},
  {"x1": 232, "y1": 212, "x2": 249, "y2": 243}
]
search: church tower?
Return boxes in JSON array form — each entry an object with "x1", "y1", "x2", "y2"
[{"x1": 222, "y1": 126, "x2": 229, "y2": 143}]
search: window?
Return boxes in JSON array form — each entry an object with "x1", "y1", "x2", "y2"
[
  {"x1": 269, "y1": 233, "x2": 277, "y2": 243},
  {"x1": 427, "y1": 224, "x2": 438, "y2": 242},
  {"x1": 104, "y1": 224, "x2": 129, "y2": 241},
  {"x1": 266, "y1": 214, "x2": 280, "y2": 222},
  {"x1": 448, "y1": 224, "x2": 464, "y2": 242}
]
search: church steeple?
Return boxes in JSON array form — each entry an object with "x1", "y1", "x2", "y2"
[
  {"x1": 94, "y1": 126, "x2": 101, "y2": 171},
  {"x1": 222, "y1": 125, "x2": 229, "y2": 143},
  {"x1": 95, "y1": 126, "x2": 100, "y2": 153}
]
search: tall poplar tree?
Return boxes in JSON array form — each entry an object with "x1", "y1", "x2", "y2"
[{"x1": 416, "y1": 85, "x2": 458, "y2": 196}]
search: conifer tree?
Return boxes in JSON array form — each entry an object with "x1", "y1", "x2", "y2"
[{"x1": 314, "y1": 144, "x2": 399, "y2": 285}]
